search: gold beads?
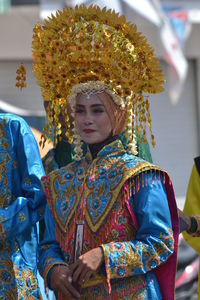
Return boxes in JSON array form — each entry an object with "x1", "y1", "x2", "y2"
[{"x1": 16, "y1": 64, "x2": 27, "y2": 89}]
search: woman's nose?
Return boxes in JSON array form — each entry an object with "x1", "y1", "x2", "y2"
[
  {"x1": 84, "y1": 119, "x2": 93, "y2": 125},
  {"x1": 84, "y1": 114, "x2": 93, "y2": 125}
]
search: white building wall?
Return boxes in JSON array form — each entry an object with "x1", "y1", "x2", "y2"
[{"x1": 149, "y1": 61, "x2": 199, "y2": 206}]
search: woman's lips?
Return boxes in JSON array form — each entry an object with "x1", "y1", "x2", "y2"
[{"x1": 83, "y1": 129, "x2": 95, "y2": 133}]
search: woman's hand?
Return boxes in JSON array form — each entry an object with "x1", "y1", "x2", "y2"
[
  {"x1": 178, "y1": 208, "x2": 191, "y2": 233},
  {"x1": 70, "y1": 247, "x2": 104, "y2": 285},
  {"x1": 50, "y1": 265, "x2": 80, "y2": 299}
]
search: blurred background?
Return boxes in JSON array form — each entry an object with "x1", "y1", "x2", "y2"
[{"x1": 0, "y1": 0, "x2": 200, "y2": 208}]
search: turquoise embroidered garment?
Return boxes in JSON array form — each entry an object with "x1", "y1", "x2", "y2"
[
  {"x1": 0, "y1": 114, "x2": 46, "y2": 299},
  {"x1": 39, "y1": 140, "x2": 179, "y2": 300}
]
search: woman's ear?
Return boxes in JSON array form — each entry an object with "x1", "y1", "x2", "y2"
[
  {"x1": 43, "y1": 100, "x2": 51, "y2": 113},
  {"x1": 112, "y1": 103, "x2": 128, "y2": 136}
]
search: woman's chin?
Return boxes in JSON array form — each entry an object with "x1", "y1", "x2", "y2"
[{"x1": 83, "y1": 137, "x2": 104, "y2": 145}]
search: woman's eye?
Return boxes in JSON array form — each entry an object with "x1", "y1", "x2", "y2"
[
  {"x1": 75, "y1": 109, "x2": 84, "y2": 113},
  {"x1": 93, "y1": 109, "x2": 104, "y2": 113}
]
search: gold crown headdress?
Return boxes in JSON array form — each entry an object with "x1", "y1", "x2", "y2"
[{"x1": 31, "y1": 5, "x2": 165, "y2": 158}]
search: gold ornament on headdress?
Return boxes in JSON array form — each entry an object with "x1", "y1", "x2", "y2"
[
  {"x1": 16, "y1": 64, "x2": 27, "y2": 90},
  {"x1": 32, "y1": 5, "x2": 165, "y2": 156}
]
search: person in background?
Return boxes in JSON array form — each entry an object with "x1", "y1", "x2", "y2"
[
  {"x1": 183, "y1": 157, "x2": 200, "y2": 236},
  {"x1": 0, "y1": 113, "x2": 46, "y2": 299},
  {"x1": 31, "y1": 5, "x2": 179, "y2": 299},
  {"x1": 182, "y1": 157, "x2": 200, "y2": 297}
]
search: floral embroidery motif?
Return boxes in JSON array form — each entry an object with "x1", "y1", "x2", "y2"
[
  {"x1": 24, "y1": 177, "x2": 32, "y2": 186},
  {"x1": 0, "y1": 250, "x2": 17, "y2": 298},
  {"x1": 0, "y1": 119, "x2": 12, "y2": 210},
  {"x1": 18, "y1": 212, "x2": 26, "y2": 222},
  {"x1": 80, "y1": 275, "x2": 147, "y2": 300},
  {"x1": 102, "y1": 228, "x2": 174, "y2": 281},
  {"x1": 14, "y1": 266, "x2": 40, "y2": 299},
  {"x1": 0, "y1": 269, "x2": 13, "y2": 284},
  {"x1": 12, "y1": 159, "x2": 18, "y2": 169},
  {"x1": 0, "y1": 118, "x2": 9, "y2": 151}
]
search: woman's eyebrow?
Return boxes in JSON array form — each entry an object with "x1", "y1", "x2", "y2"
[
  {"x1": 90, "y1": 104, "x2": 104, "y2": 108},
  {"x1": 76, "y1": 104, "x2": 104, "y2": 108}
]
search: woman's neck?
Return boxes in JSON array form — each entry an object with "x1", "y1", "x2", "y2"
[{"x1": 88, "y1": 133, "x2": 118, "y2": 159}]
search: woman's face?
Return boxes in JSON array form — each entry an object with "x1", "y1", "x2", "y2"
[{"x1": 74, "y1": 93, "x2": 112, "y2": 144}]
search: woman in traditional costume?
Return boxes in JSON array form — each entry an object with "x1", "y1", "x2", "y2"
[
  {"x1": 0, "y1": 113, "x2": 45, "y2": 299},
  {"x1": 34, "y1": 5, "x2": 179, "y2": 299},
  {"x1": 182, "y1": 157, "x2": 200, "y2": 298}
]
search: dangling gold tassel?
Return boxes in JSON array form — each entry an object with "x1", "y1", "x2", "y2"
[
  {"x1": 154, "y1": 170, "x2": 157, "y2": 184},
  {"x1": 142, "y1": 172, "x2": 144, "y2": 188},
  {"x1": 16, "y1": 64, "x2": 27, "y2": 90},
  {"x1": 158, "y1": 170, "x2": 161, "y2": 182},
  {"x1": 126, "y1": 95, "x2": 138, "y2": 155},
  {"x1": 72, "y1": 124, "x2": 83, "y2": 161},
  {"x1": 145, "y1": 171, "x2": 148, "y2": 186}
]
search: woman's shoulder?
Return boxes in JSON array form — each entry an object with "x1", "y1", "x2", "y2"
[
  {"x1": 0, "y1": 113, "x2": 31, "y2": 134},
  {"x1": 119, "y1": 151, "x2": 170, "y2": 182},
  {"x1": 121, "y1": 151, "x2": 154, "y2": 170},
  {"x1": 47, "y1": 157, "x2": 84, "y2": 178}
]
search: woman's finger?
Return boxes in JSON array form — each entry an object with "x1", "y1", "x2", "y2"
[
  {"x1": 79, "y1": 270, "x2": 93, "y2": 285},
  {"x1": 70, "y1": 259, "x2": 80, "y2": 274},
  {"x1": 58, "y1": 288, "x2": 80, "y2": 300},
  {"x1": 63, "y1": 281, "x2": 81, "y2": 299},
  {"x1": 84, "y1": 270, "x2": 93, "y2": 281},
  {"x1": 77, "y1": 267, "x2": 88, "y2": 284},
  {"x1": 72, "y1": 263, "x2": 85, "y2": 283},
  {"x1": 58, "y1": 285, "x2": 72, "y2": 297}
]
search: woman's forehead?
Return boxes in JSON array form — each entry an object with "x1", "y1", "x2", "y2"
[{"x1": 76, "y1": 93, "x2": 104, "y2": 106}]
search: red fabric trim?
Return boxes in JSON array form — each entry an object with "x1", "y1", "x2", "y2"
[
  {"x1": 154, "y1": 173, "x2": 179, "y2": 300},
  {"x1": 123, "y1": 182, "x2": 139, "y2": 230}
]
